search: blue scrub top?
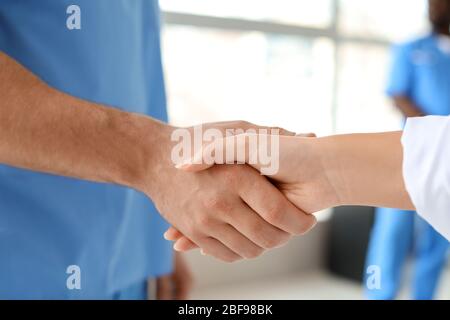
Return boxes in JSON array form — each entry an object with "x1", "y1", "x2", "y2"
[
  {"x1": 0, "y1": 0, "x2": 172, "y2": 299},
  {"x1": 387, "y1": 34, "x2": 450, "y2": 115}
]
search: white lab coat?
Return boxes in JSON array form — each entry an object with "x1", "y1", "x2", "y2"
[{"x1": 402, "y1": 116, "x2": 450, "y2": 240}]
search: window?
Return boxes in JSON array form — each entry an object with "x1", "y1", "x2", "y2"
[
  {"x1": 161, "y1": 0, "x2": 427, "y2": 135},
  {"x1": 161, "y1": 0, "x2": 333, "y2": 28},
  {"x1": 164, "y1": 26, "x2": 334, "y2": 135},
  {"x1": 336, "y1": 43, "x2": 399, "y2": 133},
  {"x1": 338, "y1": 0, "x2": 428, "y2": 42}
]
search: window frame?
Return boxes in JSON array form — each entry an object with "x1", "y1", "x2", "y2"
[{"x1": 161, "y1": 0, "x2": 392, "y2": 132}]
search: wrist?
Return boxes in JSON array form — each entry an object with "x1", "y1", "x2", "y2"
[
  {"x1": 311, "y1": 136, "x2": 350, "y2": 208},
  {"x1": 109, "y1": 110, "x2": 174, "y2": 195},
  {"x1": 286, "y1": 136, "x2": 344, "y2": 212},
  {"x1": 315, "y1": 132, "x2": 407, "y2": 208}
]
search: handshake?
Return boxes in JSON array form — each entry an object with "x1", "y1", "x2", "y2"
[
  {"x1": 2, "y1": 51, "x2": 408, "y2": 265},
  {"x1": 141, "y1": 121, "x2": 411, "y2": 263}
]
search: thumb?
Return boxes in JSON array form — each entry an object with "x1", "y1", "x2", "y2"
[
  {"x1": 296, "y1": 133, "x2": 317, "y2": 138},
  {"x1": 175, "y1": 134, "x2": 263, "y2": 173},
  {"x1": 174, "y1": 141, "x2": 217, "y2": 172}
]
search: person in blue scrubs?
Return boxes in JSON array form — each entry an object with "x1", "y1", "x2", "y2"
[
  {"x1": 0, "y1": 0, "x2": 189, "y2": 299},
  {"x1": 365, "y1": 0, "x2": 450, "y2": 300}
]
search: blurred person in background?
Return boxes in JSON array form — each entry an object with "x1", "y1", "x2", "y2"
[{"x1": 364, "y1": 0, "x2": 450, "y2": 300}]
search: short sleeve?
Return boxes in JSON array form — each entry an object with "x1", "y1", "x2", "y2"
[
  {"x1": 401, "y1": 116, "x2": 450, "y2": 240},
  {"x1": 386, "y1": 44, "x2": 414, "y2": 97}
]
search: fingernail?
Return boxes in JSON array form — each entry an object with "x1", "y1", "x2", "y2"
[
  {"x1": 164, "y1": 231, "x2": 173, "y2": 241},
  {"x1": 200, "y1": 249, "x2": 206, "y2": 256},
  {"x1": 173, "y1": 242, "x2": 181, "y2": 251}
]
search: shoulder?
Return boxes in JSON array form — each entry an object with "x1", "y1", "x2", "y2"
[{"x1": 394, "y1": 34, "x2": 434, "y2": 52}]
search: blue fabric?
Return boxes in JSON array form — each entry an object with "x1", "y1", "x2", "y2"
[
  {"x1": 0, "y1": 0, "x2": 173, "y2": 299},
  {"x1": 386, "y1": 34, "x2": 450, "y2": 115},
  {"x1": 366, "y1": 34, "x2": 450, "y2": 300},
  {"x1": 365, "y1": 208, "x2": 448, "y2": 300},
  {"x1": 113, "y1": 280, "x2": 148, "y2": 300}
]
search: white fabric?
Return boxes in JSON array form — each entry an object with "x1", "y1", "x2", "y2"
[{"x1": 402, "y1": 116, "x2": 450, "y2": 240}]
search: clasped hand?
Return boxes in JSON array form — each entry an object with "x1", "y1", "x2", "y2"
[{"x1": 160, "y1": 130, "x2": 339, "y2": 262}]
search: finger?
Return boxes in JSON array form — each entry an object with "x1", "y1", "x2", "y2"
[
  {"x1": 164, "y1": 227, "x2": 184, "y2": 241},
  {"x1": 273, "y1": 127, "x2": 296, "y2": 136},
  {"x1": 222, "y1": 199, "x2": 291, "y2": 250},
  {"x1": 176, "y1": 128, "x2": 296, "y2": 172},
  {"x1": 176, "y1": 134, "x2": 248, "y2": 172},
  {"x1": 254, "y1": 126, "x2": 295, "y2": 137},
  {"x1": 165, "y1": 227, "x2": 199, "y2": 251},
  {"x1": 173, "y1": 236, "x2": 199, "y2": 252},
  {"x1": 156, "y1": 276, "x2": 173, "y2": 300},
  {"x1": 203, "y1": 121, "x2": 296, "y2": 136},
  {"x1": 296, "y1": 133, "x2": 317, "y2": 138},
  {"x1": 239, "y1": 169, "x2": 317, "y2": 235},
  {"x1": 170, "y1": 201, "x2": 280, "y2": 255},
  {"x1": 209, "y1": 223, "x2": 265, "y2": 259},
  {"x1": 196, "y1": 237, "x2": 242, "y2": 263}
]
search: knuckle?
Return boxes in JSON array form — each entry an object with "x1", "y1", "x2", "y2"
[
  {"x1": 196, "y1": 213, "x2": 214, "y2": 229},
  {"x1": 271, "y1": 126, "x2": 282, "y2": 133},
  {"x1": 265, "y1": 202, "x2": 285, "y2": 225},
  {"x1": 183, "y1": 221, "x2": 198, "y2": 237},
  {"x1": 237, "y1": 120, "x2": 250, "y2": 129},
  {"x1": 248, "y1": 223, "x2": 279, "y2": 249},
  {"x1": 222, "y1": 167, "x2": 241, "y2": 185},
  {"x1": 249, "y1": 221, "x2": 263, "y2": 236},
  {"x1": 203, "y1": 194, "x2": 232, "y2": 212}
]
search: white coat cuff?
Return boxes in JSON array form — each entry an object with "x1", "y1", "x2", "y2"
[{"x1": 401, "y1": 116, "x2": 450, "y2": 241}]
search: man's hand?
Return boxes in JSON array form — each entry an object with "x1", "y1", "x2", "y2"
[
  {"x1": 139, "y1": 123, "x2": 317, "y2": 263},
  {"x1": 0, "y1": 52, "x2": 315, "y2": 263},
  {"x1": 156, "y1": 252, "x2": 193, "y2": 300}
]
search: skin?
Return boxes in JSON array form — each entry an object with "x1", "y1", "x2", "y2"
[
  {"x1": 156, "y1": 252, "x2": 193, "y2": 300},
  {"x1": 0, "y1": 51, "x2": 317, "y2": 263},
  {"x1": 429, "y1": 0, "x2": 450, "y2": 36},
  {"x1": 165, "y1": 133, "x2": 415, "y2": 252},
  {"x1": 392, "y1": 0, "x2": 450, "y2": 118}
]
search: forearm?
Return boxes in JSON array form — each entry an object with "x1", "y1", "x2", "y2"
[
  {"x1": 392, "y1": 96, "x2": 424, "y2": 117},
  {"x1": 316, "y1": 132, "x2": 414, "y2": 210},
  {"x1": 0, "y1": 51, "x2": 168, "y2": 192}
]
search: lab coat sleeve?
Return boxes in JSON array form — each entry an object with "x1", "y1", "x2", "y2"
[{"x1": 401, "y1": 116, "x2": 450, "y2": 240}]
